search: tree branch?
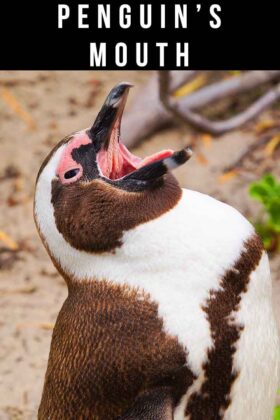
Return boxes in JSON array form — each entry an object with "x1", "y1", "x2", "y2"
[
  {"x1": 159, "y1": 71, "x2": 280, "y2": 135},
  {"x1": 122, "y1": 71, "x2": 198, "y2": 147},
  {"x1": 178, "y1": 70, "x2": 280, "y2": 110},
  {"x1": 122, "y1": 71, "x2": 280, "y2": 147}
]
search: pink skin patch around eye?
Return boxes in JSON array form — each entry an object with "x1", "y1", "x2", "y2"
[{"x1": 56, "y1": 133, "x2": 91, "y2": 184}]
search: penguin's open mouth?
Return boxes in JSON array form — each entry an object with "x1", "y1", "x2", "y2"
[
  {"x1": 97, "y1": 138, "x2": 174, "y2": 180},
  {"x1": 88, "y1": 82, "x2": 192, "y2": 182}
]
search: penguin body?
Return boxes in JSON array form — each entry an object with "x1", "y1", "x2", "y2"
[{"x1": 34, "y1": 84, "x2": 280, "y2": 419}]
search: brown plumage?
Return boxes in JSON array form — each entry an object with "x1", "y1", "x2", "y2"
[
  {"x1": 51, "y1": 173, "x2": 181, "y2": 253},
  {"x1": 38, "y1": 280, "x2": 195, "y2": 419},
  {"x1": 185, "y1": 234, "x2": 263, "y2": 419}
]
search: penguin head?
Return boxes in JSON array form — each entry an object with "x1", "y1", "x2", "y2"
[{"x1": 34, "y1": 83, "x2": 192, "y2": 276}]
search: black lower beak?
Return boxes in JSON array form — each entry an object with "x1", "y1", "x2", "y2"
[
  {"x1": 118, "y1": 148, "x2": 192, "y2": 185},
  {"x1": 88, "y1": 82, "x2": 133, "y2": 152}
]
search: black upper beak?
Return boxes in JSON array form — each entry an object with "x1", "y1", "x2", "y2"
[{"x1": 88, "y1": 82, "x2": 133, "y2": 152}]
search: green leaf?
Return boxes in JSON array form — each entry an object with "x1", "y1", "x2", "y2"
[
  {"x1": 269, "y1": 202, "x2": 280, "y2": 231},
  {"x1": 250, "y1": 176, "x2": 280, "y2": 210},
  {"x1": 273, "y1": 405, "x2": 280, "y2": 420},
  {"x1": 249, "y1": 175, "x2": 280, "y2": 252},
  {"x1": 249, "y1": 184, "x2": 270, "y2": 203},
  {"x1": 254, "y1": 223, "x2": 274, "y2": 249},
  {"x1": 262, "y1": 173, "x2": 276, "y2": 188},
  {"x1": 249, "y1": 174, "x2": 280, "y2": 204}
]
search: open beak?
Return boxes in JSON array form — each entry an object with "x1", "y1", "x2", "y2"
[
  {"x1": 88, "y1": 82, "x2": 192, "y2": 182},
  {"x1": 88, "y1": 82, "x2": 133, "y2": 152}
]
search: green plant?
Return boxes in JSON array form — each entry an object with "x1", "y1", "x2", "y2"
[
  {"x1": 274, "y1": 389, "x2": 280, "y2": 420},
  {"x1": 249, "y1": 174, "x2": 280, "y2": 252},
  {"x1": 274, "y1": 405, "x2": 280, "y2": 420}
]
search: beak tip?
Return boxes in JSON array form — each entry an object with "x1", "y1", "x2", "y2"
[
  {"x1": 107, "y1": 82, "x2": 133, "y2": 108},
  {"x1": 89, "y1": 82, "x2": 132, "y2": 144},
  {"x1": 184, "y1": 147, "x2": 193, "y2": 159},
  {"x1": 164, "y1": 147, "x2": 193, "y2": 171},
  {"x1": 118, "y1": 81, "x2": 134, "y2": 89}
]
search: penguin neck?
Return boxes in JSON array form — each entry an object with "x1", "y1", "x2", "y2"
[
  {"x1": 37, "y1": 173, "x2": 185, "y2": 289},
  {"x1": 51, "y1": 191, "x2": 185, "y2": 290}
]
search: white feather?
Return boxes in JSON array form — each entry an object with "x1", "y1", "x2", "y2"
[{"x1": 224, "y1": 252, "x2": 280, "y2": 420}]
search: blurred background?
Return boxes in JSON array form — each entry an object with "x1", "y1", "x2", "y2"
[{"x1": 0, "y1": 70, "x2": 280, "y2": 419}]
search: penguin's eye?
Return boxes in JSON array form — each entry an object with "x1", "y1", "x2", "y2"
[{"x1": 64, "y1": 168, "x2": 80, "y2": 179}]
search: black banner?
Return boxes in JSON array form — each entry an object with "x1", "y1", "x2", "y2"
[{"x1": 0, "y1": 0, "x2": 279, "y2": 70}]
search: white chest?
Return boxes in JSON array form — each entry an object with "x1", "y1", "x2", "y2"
[{"x1": 35, "y1": 181, "x2": 255, "y2": 374}]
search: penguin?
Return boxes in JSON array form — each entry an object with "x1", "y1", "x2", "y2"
[{"x1": 34, "y1": 82, "x2": 280, "y2": 420}]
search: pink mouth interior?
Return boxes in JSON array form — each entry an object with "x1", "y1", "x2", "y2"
[{"x1": 97, "y1": 126, "x2": 173, "y2": 180}]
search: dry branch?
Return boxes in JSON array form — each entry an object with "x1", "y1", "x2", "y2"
[
  {"x1": 159, "y1": 71, "x2": 280, "y2": 135},
  {"x1": 122, "y1": 70, "x2": 280, "y2": 147},
  {"x1": 178, "y1": 70, "x2": 280, "y2": 109},
  {"x1": 122, "y1": 71, "x2": 199, "y2": 147}
]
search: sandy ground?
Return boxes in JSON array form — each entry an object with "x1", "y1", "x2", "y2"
[{"x1": 0, "y1": 71, "x2": 279, "y2": 419}]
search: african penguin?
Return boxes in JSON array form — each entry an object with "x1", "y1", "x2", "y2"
[{"x1": 34, "y1": 83, "x2": 280, "y2": 420}]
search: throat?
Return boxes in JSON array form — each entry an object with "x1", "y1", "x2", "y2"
[{"x1": 50, "y1": 172, "x2": 182, "y2": 256}]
